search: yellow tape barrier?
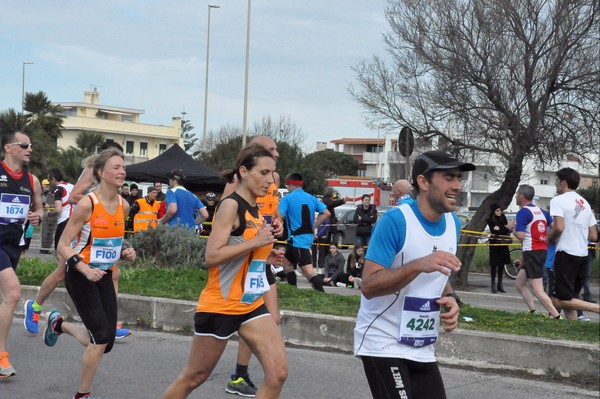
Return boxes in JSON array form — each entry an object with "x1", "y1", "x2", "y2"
[{"x1": 127, "y1": 224, "x2": 600, "y2": 251}]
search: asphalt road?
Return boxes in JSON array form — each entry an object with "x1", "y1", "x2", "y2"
[{"x1": 1, "y1": 319, "x2": 597, "y2": 399}]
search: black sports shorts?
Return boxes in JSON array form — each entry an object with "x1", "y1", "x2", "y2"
[{"x1": 194, "y1": 304, "x2": 270, "y2": 339}]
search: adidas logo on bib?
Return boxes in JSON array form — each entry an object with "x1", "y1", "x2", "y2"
[
  {"x1": 420, "y1": 301, "x2": 431, "y2": 311},
  {"x1": 106, "y1": 240, "x2": 114, "y2": 246},
  {"x1": 12, "y1": 197, "x2": 22, "y2": 203}
]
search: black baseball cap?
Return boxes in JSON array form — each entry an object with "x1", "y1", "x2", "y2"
[{"x1": 411, "y1": 150, "x2": 475, "y2": 184}]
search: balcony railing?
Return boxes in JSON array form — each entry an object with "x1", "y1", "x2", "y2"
[{"x1": 361, "y1": 152, "x2": 381, "y2": 164}]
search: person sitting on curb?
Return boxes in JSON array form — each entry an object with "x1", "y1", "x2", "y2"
[{"x1": 322, "y1": 244, "x2": 347, "y2": 287}]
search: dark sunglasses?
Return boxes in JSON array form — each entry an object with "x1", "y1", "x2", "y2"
[{"x1": 9, "y1": 142, "x2": 32, "y2": 150}]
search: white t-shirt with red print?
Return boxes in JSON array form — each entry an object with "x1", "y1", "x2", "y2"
[{"x1": 550, "y1": 191, "x2": 597, "y2": 257}]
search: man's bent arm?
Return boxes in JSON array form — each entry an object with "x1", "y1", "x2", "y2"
[
  {"x1": 548, "y1": 216, "x2": 564, "y2": 243},
  {"x1": 361, "y1": 251, "x2": 462, "y2": 300}
]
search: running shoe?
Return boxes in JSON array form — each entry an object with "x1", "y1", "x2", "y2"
[
  {"x1": 578, "y1": 315, "x2": 591, "y2": 322},
  {"x1": 226, "y1": 376, "x2": 257, "y2": 397},
  {"x1": 24, "y1": 299, "x2": 41, "y2": 334},
  {"x1": 44, "y1": 310, "x2": 63, "y2": 347},
  {"x1": 0, "y1": 351, "x2": 16, "y2": 379},
  {"x1": 528, "y1": 310, "x2": 547, "y2": 318},
  {"x1": 336, "y1": 282, "x2": 347, "y2": 288},
  {"x1": 115, "y1": 323, "x2": 132, "y2": 340},
  {"x1": 71, "y1": 395, "x2": 99, "y2": 399}
]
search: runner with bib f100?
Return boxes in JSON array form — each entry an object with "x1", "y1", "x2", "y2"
[
  {"x1": 354, "y1": 151, "x2": 473, "y2": 399},
  {"x1": 46, "y1": 148, "x2": 136, "y2": 399},
  {"x1": 162, "y1": 144, "x2": 287, "y2": 399}
]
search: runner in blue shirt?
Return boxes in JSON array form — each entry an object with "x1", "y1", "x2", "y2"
[
  {"x1": 279, "y1": 172, "x2": 330, "y2": 292},
  {"x1": 160, "y1": 169, "x2": 207, "y2": 231}
]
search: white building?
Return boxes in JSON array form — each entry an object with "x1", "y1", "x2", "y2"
[{"x1": 331, "y1": 134, "x2": 599, "y2": 213}]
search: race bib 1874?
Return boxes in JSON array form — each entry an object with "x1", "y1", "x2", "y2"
[{"x1": 0, "y1": 193, "x2": 30, "y2": 224}]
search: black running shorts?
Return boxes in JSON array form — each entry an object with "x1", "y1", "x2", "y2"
[
  {"x1": 552, "y1": 250, "x2": 587, "y2": 300},
  {"x1": 0, "y1": 245, "x2": 21, "y2": 271},
  {"x1": 194, "y1": 304, "x2": 270, "y2": 340},
  {"x1": 361, "y1": 356, "x2": 446, "y2": 399},
  {"x1": 522, "y1": 250, "x2": 546, "y2": 279},
  {"x1": 284, "y1": 246, "x2": 312, "y2": 268}
]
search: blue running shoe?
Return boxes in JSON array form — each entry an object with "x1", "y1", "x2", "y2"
[
  {"x1": 24, "y1": 299, "x2": 41, "y2": 334},
  {"x1": 44, "y1": 310, "x2": 63, "y2": 347},
  {"x1": 115, "y1": 323, "x2": 132, "y2": 340}
]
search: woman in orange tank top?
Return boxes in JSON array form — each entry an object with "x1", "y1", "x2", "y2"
[
  {"x1": 162, "y1": 144, "x2": 288, "y2": 399},
  {"x1": 50, "y1": 148, "x2": 136, "y2": 399}
]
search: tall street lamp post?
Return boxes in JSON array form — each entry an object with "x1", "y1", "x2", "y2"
[
  {"x1": 241, "y1": 0, "x2": 251, "y2": 147},
  {"x1": 202, "y1": 4, "x2": 220, "y2": 151},
  {"x1": 21, "y1": 61, "x2": 34, "y2": 113}
]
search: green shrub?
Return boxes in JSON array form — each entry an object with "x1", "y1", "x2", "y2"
[
  {"x1": 17, "y1": 258, "x2": 58, "y2": 286},
  {"x1": 130, "y1": 224, "x2": 207, "y2": 269}
]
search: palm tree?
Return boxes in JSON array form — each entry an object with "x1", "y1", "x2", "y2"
[
  {"x1": 53, "y1": 147, "x2": 87, "y2": 183},
  {"x1": 24, "y1": 91, "x2": 65, "y2": 141},
  {"x1": 21, "y1": 91, "x2": 65, "y2": 175},
  {"x1": 76, "y1": 131, "x2": 105, "y2": 153},
  {"x1": 0, "y1": 108, "x2": 26, "y2": 135}
]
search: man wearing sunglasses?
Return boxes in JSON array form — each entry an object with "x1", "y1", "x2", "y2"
[{"x1": 0, "y1": 131, "x2": 44, "y2": 378}]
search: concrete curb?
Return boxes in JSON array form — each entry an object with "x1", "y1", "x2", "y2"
[{"x1": 18, "y1": 286, "x2": 599, "y2": 378}]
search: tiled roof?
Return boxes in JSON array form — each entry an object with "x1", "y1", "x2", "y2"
[{"x1": 330, "y1": 138, "x2": 384, "y2": 144}]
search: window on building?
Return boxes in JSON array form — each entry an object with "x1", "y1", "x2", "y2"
[
  {"x1": 159, "y1": 144, "x2": 167, "y2": 154},
  {"x1": 140, "y1": 142, "x2": 148, "y2": 157},
  {"x1": 366, "y1": 144, "x2": 383, "y2": 153},
  {"x1": 125, "y1": 141, "x2": 134, "y2": 155},
  {"x1": 541, "y1": 179, "x2": 548, "y2": 185}
]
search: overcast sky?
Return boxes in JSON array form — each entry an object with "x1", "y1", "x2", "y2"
[{"x1": 0, "y1": 1, "x2": 389, "y2": 152}]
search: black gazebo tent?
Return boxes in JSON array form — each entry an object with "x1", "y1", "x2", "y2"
[{"x1": 125, "y1": 144, "x2": 225, "y2": 192}]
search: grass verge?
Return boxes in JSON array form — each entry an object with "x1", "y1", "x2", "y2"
[{"x1": 17, "y1": 258, "x2": 599, "y2": 343}]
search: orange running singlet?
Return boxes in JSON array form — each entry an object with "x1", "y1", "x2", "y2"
[
  {"x1": 75, "y1": 192, "x2": 125, "y2": 271},
  {"x1": 256, "y1": 182, "x2": 279, "y2": 217},
  {"x1": 197, "y1": 192, "x2": 273, "y2": 315}
]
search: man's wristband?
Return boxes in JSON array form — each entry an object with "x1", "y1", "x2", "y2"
[
  {"x1": 67, "y1": 254, "x2": 83, "y2": 270},
  {"x1": 444, "y1": 292, "x2": 462, "y2": 305}
]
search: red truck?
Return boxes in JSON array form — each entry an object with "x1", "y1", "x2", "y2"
[{"x1": 326, "y1": 177, "x2": 391, "y2": 207}]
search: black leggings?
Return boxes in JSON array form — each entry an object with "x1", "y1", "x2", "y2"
[
  {"x1": 490, "y1": 263, "x2": 504, "y2": 279},
  {"x1": 361, "y1": 356, "x2": 446, "y2": 399},
  {"x1": 65, "y1": 267, "x2": 117, "y2": 353}
]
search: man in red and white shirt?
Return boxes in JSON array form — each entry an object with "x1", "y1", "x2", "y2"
[
  {"x1": 513, "y1": 184, "x2": 561, "y2": 318},
  {"x1": 47, "y1": 168, "x2": 74, "y2": 250}
]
